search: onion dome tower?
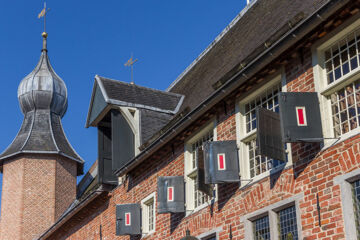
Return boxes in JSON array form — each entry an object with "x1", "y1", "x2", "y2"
[
  {"x1": 0, "y1": 32, "x2": 84, "y2": 173},
  {"x1": 0, "y1": 32, "x2": 84, "y2": 240}
]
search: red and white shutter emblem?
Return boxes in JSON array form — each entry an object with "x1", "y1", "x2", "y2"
[
  {"x1": 296, "y1": 107, "x2": 307, "y2": 126},
  {"x1": 167, "y1": 187, "x2": 174, "y2": 202},
  {"x1": 217, "y1": 153, "x2": 226, "y2": 170},
  {"x1": 125, "y1": 212, "x2": 131, "y2": 226}
]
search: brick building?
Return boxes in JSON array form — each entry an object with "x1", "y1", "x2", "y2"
[{"x1": 2, "y1": 0, "x2": 360, "y2": 239}]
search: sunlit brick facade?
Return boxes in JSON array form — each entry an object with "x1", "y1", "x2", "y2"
[{"x1": 26, "y1": 0, "x2": 360, "y2": 239}]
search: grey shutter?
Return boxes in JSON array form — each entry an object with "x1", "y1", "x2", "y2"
[
  {"x1": 116, "y1": 204, "x2": 141, "y2": 236},
  {"x1": 98, "y1": 126, "x2": 117, "y2": 185},
  {"x1": 256, "y1": 107, "x2": 286, "y2": 161},
  {"x1": 279, "y1": 92, "x2": 323, "y2": 142},
  {"x1": 111, "y1": 110, "x2": 135, "y2": 171},
  {"x1": 157, "y1": 176, "x2": 185, "y2": 213},
  {"x1": 203, "y1": 140, "x2": 240, "y2": 184},
  {"x1": 197, "y1": 147, "x2": 213, "y2": 196}
]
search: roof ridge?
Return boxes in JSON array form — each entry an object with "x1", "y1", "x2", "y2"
[{"x1": 166, "y1": 0, "x2": 259, "y2": 92}]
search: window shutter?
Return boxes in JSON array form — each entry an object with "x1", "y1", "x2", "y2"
[
  {"x1": 203, "y1": 140, "x2": 240, "y2": 184},
  {"x1": 279, "y1": 92, "x2": 323, "y2": 142},
  {"x1": 116, "y1": 204, "x2": 141, "y2": 236},
  {"x1": 98, "y1": 126, "x2": 117, "y2": 185},
  {"x1": 157, "y1": 176, "x2": 185, "y2": 213},
  {"x1": 256, "y1": 107, "x2": 286, "y2": 161},
  {"x1": 197, "y1": 147, "x2": 213, "y2": 196},
  {"x1": 111, "y1": 110, "x2": 135, "y2": 171}
]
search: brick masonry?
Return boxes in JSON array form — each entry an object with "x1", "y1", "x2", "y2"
[
  {"x1": 0, "y1": 155, "x2": 76, "y2": 240},
  {"x1": 36, "y1": 3, "x2": 360, "y2": 240},
  {"x1": 45, "y1": 45, "x2": 359, "y2": 240}
]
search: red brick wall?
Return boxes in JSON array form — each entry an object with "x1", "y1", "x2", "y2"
[
  {"x1": 43, "y1": 10, "x2": 359, "y2": 240},
  {"x1": 0, "y1": 158, "x2": 25, "y2": 240},
  {"x1": 55, "y1": 157, "x2": 77, "y2": 220},
  {"x1": 0, "y1": 155, "x2": 77, "y2": 240}
]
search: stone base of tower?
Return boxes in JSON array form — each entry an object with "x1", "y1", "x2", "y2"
[{"x1": 0, "y1": 155, "x2": 77, "y2": 240}]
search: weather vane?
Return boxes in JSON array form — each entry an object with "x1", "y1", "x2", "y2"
[
  {"x1": 38, "y1": 2, "x2": 50, "y2": 34},
  {"x1": 124, "y1": 54, "x2": 138, "y2": 84}
]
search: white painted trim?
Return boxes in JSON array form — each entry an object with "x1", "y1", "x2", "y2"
[
  {"x1": 217, "y1": 153, "x2": 226, "y2": 171},
  {"x1": 118, "y1": 106, "x2": 141, "y2": 155},
  {"x1": 140, "y1": 192, "x2": 156, "y2": 235},
  {"x1": 167, "y1": 187, "x2": 174, "y2": 202},
  {"x1": 333, "y1": 168, "x2": 360, "y2": 240},
  {"x1": 312, "y1": 16, "x2": 360, "y2": 146},
  {"x1": 235, "y1": 72, "x2": 292, "y2": 182},
  {"x1": 184, "y1": 119, "x2": 217, "y2": 213}
]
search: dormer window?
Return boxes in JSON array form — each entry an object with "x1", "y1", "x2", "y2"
[{"x1": 86, "y1": 76, "x2": 184, "y2": 183}]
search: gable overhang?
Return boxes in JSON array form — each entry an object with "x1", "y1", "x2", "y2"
[{"x1": 85, "y1": 75, "x2": 184, "y2": 128}]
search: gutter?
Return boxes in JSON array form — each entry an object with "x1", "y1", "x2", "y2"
[
  {"x1": 37, "y1": 186, "x2": 107, "y2": 240},
  {"x1": 114, "y1": 0, "x2": 350, "y2": 177}
]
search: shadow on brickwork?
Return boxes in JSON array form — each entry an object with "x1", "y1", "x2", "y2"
[
  {"x1": 269, "y1": 168, "x2": 284, "y2": 189},
  {"x1": 292, "y1": 142, "x2": 322, "y2": 180},
  {"x1": 217, "y1": 182, "x2": 239, "y2": 211},
  {"x1": 127, "y1": 145, "x2": 183, "y2": 192},
  {"x1": 130, "y1": 235, "x2": 142, "y2": 240},
  {"x1": 170, "y1": 211, "x2": 185, "y2": 234}
]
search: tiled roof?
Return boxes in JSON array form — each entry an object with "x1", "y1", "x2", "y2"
[
  {"x1": 98, "y1": 76, "x2": 184, "y2": 114},
  {"x1": 168, "y1": 0, "x2": 328, "y2": 111}
]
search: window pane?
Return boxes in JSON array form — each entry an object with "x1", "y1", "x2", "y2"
[
  {"x1": 245, "y1": 84, "x2": 281, "y2": 133},
  {"x1": 278, "y1": 205, "x2": 299, "y2": 240},
  {"x1": 146, "y1": 200, "x2": 155, "y2": 232},
  {"x1": 189, "y1": 128, "x2": 214, "y2": 208},
  {"x1": 194, "y1": 177, "x2": 211, "y2": 208},
  {"x1": 248, "y1": 139, "x2": 286, "y2": 178},
  {"x1": 330, "y1": 80, "x2": 360, "y2": 137},
  {"x1": 191, "y1": 130, "x2": 213, "y2": 170},
  {"x1": 353, "y1": 180, "x2": 360, "y2": 237},
  {"x1": 253, "y1": 216, "x2": 270, "y2": 240},
  {"x1": 325, "y1": 29, "x2": 360, "y2": 85}
]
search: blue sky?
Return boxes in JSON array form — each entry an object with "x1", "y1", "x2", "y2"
[{"x1": 0, "y1": 0, "x2": 247, "y2": 204}]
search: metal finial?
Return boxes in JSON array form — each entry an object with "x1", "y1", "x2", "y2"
[
  {"x1": 38, "y1": 2, "x2": 50, "y2": 51},
  {"x1": 42, "y1": 32, "x2": 48, "y2": 51},
  {"x1": 124, "y1": 53, "x2": 138, "y2": 84}
]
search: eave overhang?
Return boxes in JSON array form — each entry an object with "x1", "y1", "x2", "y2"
[{"x1": 114, "y1": 0, "x2": 353, "y2": 177}]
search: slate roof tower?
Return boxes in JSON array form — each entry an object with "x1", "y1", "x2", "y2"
[{"x1": 0, "y1": 32, "x2": 84, "y2": 240}]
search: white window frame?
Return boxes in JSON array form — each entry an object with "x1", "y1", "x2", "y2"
[
  {"x1": 241, "y1": 193, "x2": 303, "y2": 240},
  {"x1": 334, "y1": 168, "x2": 360, "y2": 239},
  {"x1": 236, "y1": 73, "x2": 292, "y2": 183},
  {"x1": 184, "y1": 119, "x2": 217, "y2": 214},
  {"x1": 313, "y1": 16, "x2": 360, "y2": 148},
  {"x1": 141, "y1": 192, "x2": 156, "y2": 235}
]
